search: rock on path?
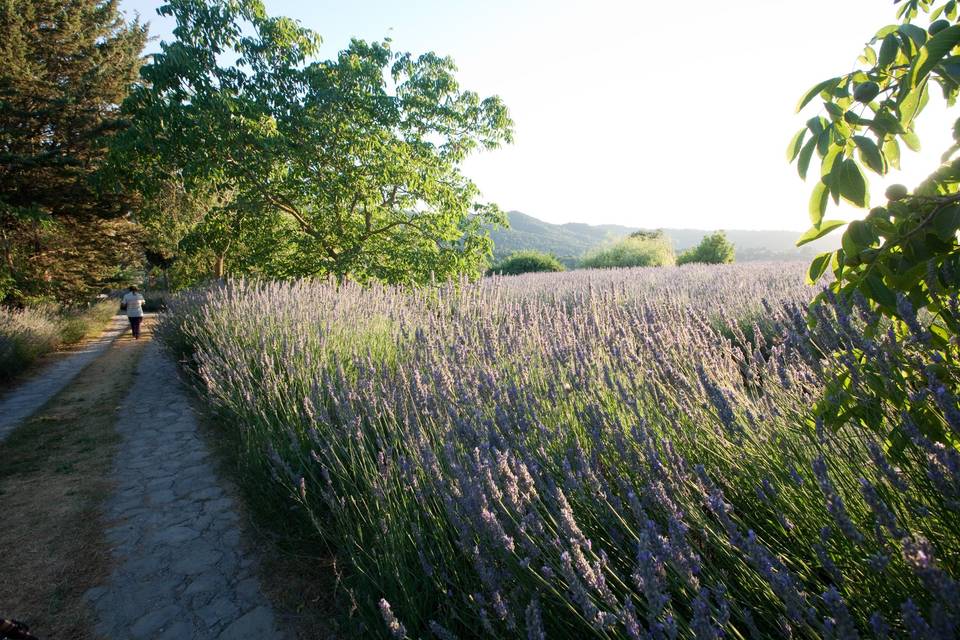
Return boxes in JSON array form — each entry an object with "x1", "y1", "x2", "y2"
[
  {"x1": 0, "y1": 315, "x2": 128, "y2": 442},
  {"x1": 88, "y1": 341, "x2": 287, "y2": 640}
]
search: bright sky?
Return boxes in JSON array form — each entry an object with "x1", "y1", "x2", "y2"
[{"x1": 119, "y1": 0, "x2": 956, "y2": 231}]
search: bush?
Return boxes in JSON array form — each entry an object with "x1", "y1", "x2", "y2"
[
  {"x1": 580, "y1": 232, "x2": 675, "y2": 269},
  {"x1": 0, "y1": 307, "x2": 60, "y2": 381},
  {"x1": 488, "y1": 251, "x2": 564, "y2": 276},
  {"x1": 677, "y1": 231, "x2": 736, "y2": 265},
  {"x1": 0, "y1": 300, "x2": 117, "y2": 381}
]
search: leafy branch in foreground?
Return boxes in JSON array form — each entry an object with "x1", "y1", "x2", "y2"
[{"x1": 790, "y1": 0, "x2": 960, "y2": 448}]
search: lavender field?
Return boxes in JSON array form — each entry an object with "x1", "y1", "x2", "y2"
[{"x1": 158, "y1": 263, "x2": 959, "y2": 639}]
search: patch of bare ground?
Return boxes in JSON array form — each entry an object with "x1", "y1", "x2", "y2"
[{"x1": 0, "y1": 325, "x2": 151, "y2": 639}]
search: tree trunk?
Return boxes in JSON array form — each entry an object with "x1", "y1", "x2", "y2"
[
  {"x1": 1, "y1": 228, "x2": 14, "y2": 273},
  {"x1": 213, "y1": 254, "x2": 225, "y2": 279}
]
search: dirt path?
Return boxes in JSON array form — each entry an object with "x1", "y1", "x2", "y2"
[
  {"x1": 86, "y1": 336, "x2": 287, "y2": 639},
  {"x1": 1, "y1": 320, "x2": 288, "y2": 639},
  {"x1": 0, "y1": 314, "x2": 129, "y2": 443}
]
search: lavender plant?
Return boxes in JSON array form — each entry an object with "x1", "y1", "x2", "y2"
[{"x1": 158, "y1": 263, "x2": 960, "y2": 639}]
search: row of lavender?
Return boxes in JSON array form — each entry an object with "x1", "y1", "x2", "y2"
[{"x1": 157, "y1": 263, "x2": 959, "y2": 639}]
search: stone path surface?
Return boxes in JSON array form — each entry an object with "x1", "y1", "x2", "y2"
[
  {"x1": 87, "y1": 341, "x2": 287, "y2": 640},
  {"x1": 0, "y1": 315, "x2": 128, "y2": 443}
]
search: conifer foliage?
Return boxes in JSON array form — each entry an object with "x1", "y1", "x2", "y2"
[{"x1": 0, "y1": 0, "x2": 146, "y2": 302}]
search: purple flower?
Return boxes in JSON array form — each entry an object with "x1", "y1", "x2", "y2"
[
  {"x1": 379, "y1": 599, "x2": 407, "y2": 639},
  {"x1": 525, "y1": 599, "x2": 545, "y2": 640}
]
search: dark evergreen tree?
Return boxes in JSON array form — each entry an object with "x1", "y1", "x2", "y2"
[{"x1": 0, "y1": 0, "x2": 146, "y2": 302}]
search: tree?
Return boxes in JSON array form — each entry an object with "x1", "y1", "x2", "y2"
[
  {"x1": 677, "y1": 231, "x2": 735, "y2": 265},
  {"x1": 0, "y1": 0, "x2": 147, "y2": 302},
  {"x1": 488, "y1": 250, "x2": 564, "y2": 276},
  {"x1": 790, "y1": 0, "x2": 960, "y2": 448},
  {"x1": 580, "y1": 233, "x2": 675, "y2": 270},
  {"x1": 116, "y1": 0, "x2": 513, "y2": 285},
  {"x1": 789, "y1": 0, "x2": 959, "y2": 337}
]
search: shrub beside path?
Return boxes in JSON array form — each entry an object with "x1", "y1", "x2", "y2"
[
  {"x1": 0, "y1": 314, "x2": 128, "y2": 442},
  {"x1": 86, "y1": 339, "x2": 288, "y2": 639}
]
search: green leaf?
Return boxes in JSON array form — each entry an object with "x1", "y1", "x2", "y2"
[
  {"x1": 821, "y1": 144, "x2": 843, "y2": 177},
  {"x1": 807, "y1": 115, "x2": 829, "y2": 135},
  {"x1": 853, "y1": 136, "x2": 886, "y2": 174},
  {"x1": 876, "y1": 25, "x2": 900, "y2": 39},
  {"x1": 824, "y1": 102, "x2": 845, "y2": 119},
  {"x1": 863, "y1": 272, "x2": 898, "y2": 309},
  {"x1": 832, "y1": 249, "x2": 844, "y2": 274},
  {"x1": 808, "y1": 251, "x2": 834, "y2": 283},
  {"x1": 933, "y1": 203, "x2": 960, "y2": 240},
  {"x1": 901, "y1": 130, "x2": 922, "y2": 151},
  {"x1": 843, "y1": 220, "x2": 876, "y2": 255},
  {"x1": 883, "y1": 137, "x2": 901, "y2": 169},
  {"x1": 899, "y1": 23, "x2": 929, "y2": 49},
  {"x1": 821, "y1": 147, "x2": 844, "y2": 204},
  {"x1": 787, "y1": 129, "x2": 807, "y2": 162},
  {"x1": 809, "y1": 182, "x2": 830, "y2": 227},
  {"x1": 798, "y1": 220, "x2": 846, "y2": 247},
  {"x1": 930, "y1": 323, "x2": 951, "y2": 348},
  {"x1": 797, "y1": 136, "x2": 817, "y2": 180},
  {"x1": 899, "y1": 81, "x2": 928, "y2": 127},
  {"x1": 839, "y1": 159, "x2": 869, "y2": 207},
  {"x1": 878, "y1": 33, "x2": 900, "y2": 68},
  {"x1": 817, "y1": 129, "x2": 832, "y2": 156},
  {"x1": 872, "y1": 110, "x2": 906, "y2": 135},
  {"x1": 797, "y1": 77, "x2": 842, "y2": 112},
  {"x1": 913, "y1": 25, "x2": 960, "y2": 86},
  {"x1": 824, "y1": 151, "x2": 846, "y2": 205}
]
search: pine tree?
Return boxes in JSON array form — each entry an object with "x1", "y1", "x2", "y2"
[{"x1": 0, "y1": 0, "x2": 146, "y2": 303}]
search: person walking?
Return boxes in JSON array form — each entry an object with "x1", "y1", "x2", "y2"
[{"x1": 121, "y1": 285, "x2": 146, "y2": 339}]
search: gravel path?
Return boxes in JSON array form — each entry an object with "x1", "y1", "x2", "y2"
[
  {"x1": 0, "y1": 315, "x2": 128, "y2": 443},
  {"x1": 86, "y1": 341, "x2": 287, "y2": 640}
]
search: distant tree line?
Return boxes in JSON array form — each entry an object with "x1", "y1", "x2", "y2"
[{"x1": 489, "y1": 231, "x2": 736, "y2": 276}]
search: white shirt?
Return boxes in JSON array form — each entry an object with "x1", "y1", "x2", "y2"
[{"x1": 122, "y1": 292, "x2": 145, "y2": 318}]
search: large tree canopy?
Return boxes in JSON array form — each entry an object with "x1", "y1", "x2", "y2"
[
  {"x1": 117, "y1": 0, "x2": 513, "y2": 285},
  {"x1": 0, "y1": 0, "x2": 147, "y2": 302}
]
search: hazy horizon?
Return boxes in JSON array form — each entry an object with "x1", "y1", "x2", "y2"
[{"x1": 119, "y1": 0, "x2": 956, "y2": 232}]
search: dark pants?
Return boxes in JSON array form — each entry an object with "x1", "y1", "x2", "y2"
[{"x1": 128, "y1": 316, "x2": 142, "y2": 339}]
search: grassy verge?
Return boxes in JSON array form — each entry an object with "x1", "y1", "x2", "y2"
[
  {"x1": 0, "y1": 300, "x2": 119, "y2": 382},
  {"x1": 0, "y1": 328, "x2": 150, "y2": 639}
]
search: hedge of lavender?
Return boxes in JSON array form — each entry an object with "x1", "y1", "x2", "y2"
[{"x1": 157, "y1": 263, "x2": 959, "y2": 639}]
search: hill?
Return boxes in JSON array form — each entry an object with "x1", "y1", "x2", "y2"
[{"x1": 489, "y1": 211, "x2": 839, "y2": 266}]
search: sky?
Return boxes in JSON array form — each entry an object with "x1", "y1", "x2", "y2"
[{"x1": 118, "y1": 0, "x2": 956, "y2": 231}]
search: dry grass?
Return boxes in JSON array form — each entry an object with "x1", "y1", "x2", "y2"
[
  {"x1": 0, "y1": 301, "x2": 118, "y2": 386},
  {"x1": 0, "y1": 326, "x2": 150, "y2": 639}
]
